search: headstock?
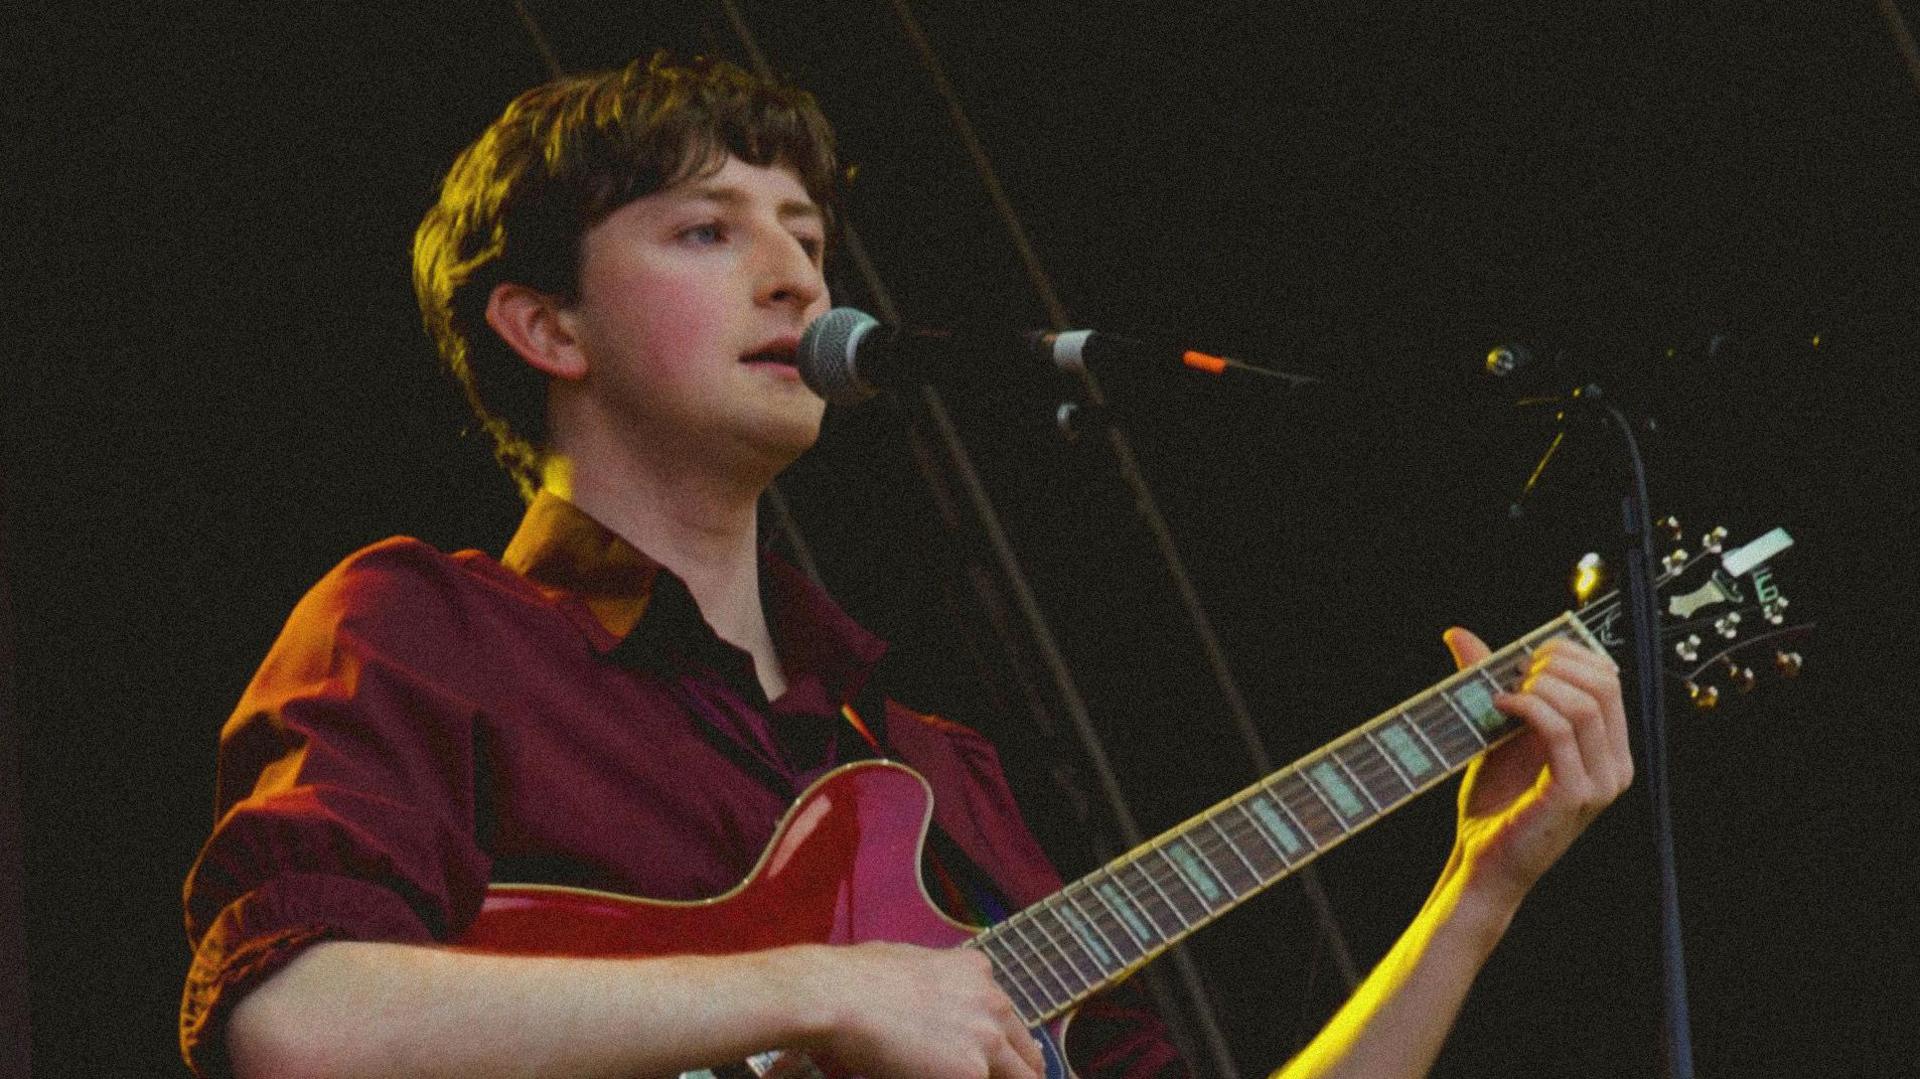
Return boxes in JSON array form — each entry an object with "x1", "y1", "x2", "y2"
[{"x1": 1571, "y1": 517, "x2": 1811, "y2": 709}]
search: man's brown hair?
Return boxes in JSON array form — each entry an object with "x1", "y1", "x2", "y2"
[{"x1": 412, "y1": 53, "x2": 841, "y2": 500}]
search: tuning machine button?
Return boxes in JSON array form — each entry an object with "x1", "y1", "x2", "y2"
[
  {"x1": 1701, "y1": 526, "x2": 1728, "y2": 554},
  {"x1": 1659, "y1": 515, "x2": 1684, "y2": 542},
  {"x1": 1570, "y1": 552, "x2": 1607, "y2": 606},
  {"x1": 1663, "y1": 549, "x2": 1689, "y2": 574},
  {"x1": 1723, "y1": 658, "x2": 1757, "y2": 693},
  {"x1": 1676, "y1": 634, "x2": 1702, "y2": 663},
  {"x1": 1775, "y1": 651, "x2": 1804, "y2": 678},
  {"x1": 1762, "y1": 596, "x2": 1790, "y2": 625},
  {"x1": 1714, "y1": 612, "x2": 1742, "y2": 639},
  {"x1": 1687, "y1": 681, "x2": 1720, "y2": 710}
]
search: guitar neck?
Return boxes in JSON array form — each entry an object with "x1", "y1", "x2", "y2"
[{"x1": 970, "y1": 612, "x2": 1601, "y2": 1024}]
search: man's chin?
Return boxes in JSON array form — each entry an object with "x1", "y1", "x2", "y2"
[{"x1": 746, "y1": 412, "x2": 824, "y2": 473}]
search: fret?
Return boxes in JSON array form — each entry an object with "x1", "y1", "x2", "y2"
[
  {"x1": 1150, "y1": 844, "x2": 1212, "y2": 920},
  {"x1": 1010, "y1": 911, "x2": 1085, "y2": 998},
  {"x1": 1502, "y1": 643, "x2": 1537, "y2": 684},
  {"x1": 1477, "y1": 664, "x2": 1514, "y2": 696},
  {"x1": 1332, "y1": 750, "x2": 1385, "y2": 813},
  {"x1": 1205, "y1": 813, "x2": 1263, "y2": 891},
  {"x1": 1407, "y1": 698, "x2": 1482, "y2": 767},
  {"x1": 1245, "y1": 787, "x2": 1314, "y2": 858},
  {"x1": 996, "y1": 924, "x2": 1065, "y2": 1013},
  {"x1": 1440, "y1": 689, "x2": 1491, "y2": 747},
  {"x1": 1092, "y1": 872, "x2": 1158, "y2": 951},
  {"x1": 1379, "y1": 713, "x2": 1443, "y2": 785},
  {"x1": 1273, "y1": 774, "x2": 1342, "y2": 848},
  {"x1": 1450, "y1": 676, "x2": 1510, "y2": 740},
  {"x1": 1073, "y1": 880, "x2": 1145, "y2": 964},
  {"x1": 1041, "y1": 909, "x2": 1098, "y2": 992},
  {"x1": 1115, "y1": 860, "x2": 1185, "y2": 940},
  {"x1": 1031, "y1": 902, "x2": 1104, "y2": 988},
  {"x1": 1331, "y1": 741, "x2": 1401, "y2": 810},
  {"x1": 1204, "y1": 801, "x2": 1267, "y2": 871},
  {"x1": 1402, "y1": 710, "x2": 1448, "y2": 765},
  {"x1": 976, "y1": 937, "x2": 1045, "y2": 1019},
  {"x1": 1230, "y1": 798, "x2": 1293, "y2": 873},
  {"x1": 1052, "y1": 894, "x2": 1120, "y2": 974},
  {"x1": 1362, "y1": 729, "x2": 1415, "y2": 790},
  {"x1": 1170, "y1": 833, "x2": 1238, "y2": 903}
]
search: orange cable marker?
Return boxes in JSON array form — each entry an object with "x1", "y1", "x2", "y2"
[{"x1": 1182, "y1": 350, "x2": 1229, "y2": 376}]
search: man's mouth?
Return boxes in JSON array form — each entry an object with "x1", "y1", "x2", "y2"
[{"x1": 741, "y1": 337, "x2": 803, "y2": 372}]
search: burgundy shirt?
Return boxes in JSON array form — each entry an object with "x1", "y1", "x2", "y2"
[{"x1": 180, "y1": 491, "x2": 1183, "y2": 1076}]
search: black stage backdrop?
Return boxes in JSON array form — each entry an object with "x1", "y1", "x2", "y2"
[{"x1": 9, "y1": 3, "x2": 1919, "y2": 1076}]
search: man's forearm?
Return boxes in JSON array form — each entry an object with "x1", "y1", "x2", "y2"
[
  {"x1": 1272, "y1": 867, "x2": 1516, "y2": 1079},
  {"x1": 227, "y1": 935, "x2": 1047, "y2": 1079},
  {"x1": 227, "y1": 939, "x2": 830, "y2": 1079},
  {"x1": 1273, "y1": 629, "x2": 1631, "y2": 1078}
]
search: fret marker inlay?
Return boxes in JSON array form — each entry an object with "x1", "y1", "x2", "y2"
[
  {"x1": 1307, "y1": 760, "x2": 1367, "y2": 819},
  {"x1": 1248, "y1": 794, "x2": 1305, "y2": 855},
  {"x1": 1097, "y1": 880, "x2": 1153, "y2": 945},
  {"x1": 1168, "y1": 840, "x2": 1225, "y2": 903},
  {"x1": 1451, "y1": 680, "x2": 1506, "y2": 736},
  {"x1": 1057, "y1": 903, "x2": 1113, "y2": 968},
  {"x1": 1379, "y1": 722, "x2": 1436, "y2": 779}
]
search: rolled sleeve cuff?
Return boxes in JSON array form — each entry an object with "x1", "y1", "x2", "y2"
[{"x1": 180, "y1": 872, "x2": 436, "y2": 1078}]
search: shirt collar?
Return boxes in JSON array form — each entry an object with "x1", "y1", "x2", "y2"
[{"x1": 499, "y1": 488, "x2": 889, "y2": 703}]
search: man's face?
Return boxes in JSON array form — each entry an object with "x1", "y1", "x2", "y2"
[{"x1": 559, "y1": 154, "x2": 831, "y2": 476}]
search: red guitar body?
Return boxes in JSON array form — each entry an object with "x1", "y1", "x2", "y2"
[{"x1": 454, "y1": 760, "x2": 1074, "y2": 1077}]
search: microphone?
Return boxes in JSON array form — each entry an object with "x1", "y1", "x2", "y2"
[{"x1": 797, "y1": 307, "x2": 1296, "y2": 405}]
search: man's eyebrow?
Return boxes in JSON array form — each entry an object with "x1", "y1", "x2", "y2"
[{"x1": 678, "y1": 184, "x2": 823, "y2": 223}]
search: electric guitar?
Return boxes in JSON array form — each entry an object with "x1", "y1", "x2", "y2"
[{"x1": 454, "y1": 522, "x2": 1805, "y2": 1078}]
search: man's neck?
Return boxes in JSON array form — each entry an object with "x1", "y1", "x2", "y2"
[{"x1": 542, "y1": 452, "x2": 788, "y2": 699}]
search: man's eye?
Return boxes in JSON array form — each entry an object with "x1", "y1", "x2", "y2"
[{"x1": 680, "y1": 223, "x2": 725, "y2": 244}]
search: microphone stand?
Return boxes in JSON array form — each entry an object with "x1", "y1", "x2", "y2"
[{"x1": 1513, "y1": 384, "x2": 1696, "y2": 1079}]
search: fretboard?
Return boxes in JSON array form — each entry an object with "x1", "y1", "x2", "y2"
[{"x1": 968, "y1": 612, "x2": 1601, "y2": 1024}]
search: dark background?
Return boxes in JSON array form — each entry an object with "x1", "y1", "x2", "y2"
[{"x1": 9, "y1": 2, "x2": 1920, "y2": 1076}]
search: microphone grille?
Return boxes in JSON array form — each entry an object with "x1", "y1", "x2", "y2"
[{"x1": 798, "y1": 307, "x2": 880, "y2": 405}]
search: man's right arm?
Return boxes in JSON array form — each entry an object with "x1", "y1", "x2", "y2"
[{"x1": 229, "y1": 938, "x2": 1046, "y2": 1079}]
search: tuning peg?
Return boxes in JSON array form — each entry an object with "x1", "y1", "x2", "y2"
[
  {"x1": 1714, "y1": 612, "x2": 1742, "y2": 639},
  {"x1": 1762, "y1": 596, "x2": 1790, "y2": 625},
  {"x1": 1570, "y1": 552, "x2": 1607, "y2": 605},
  {"x1": 1687, "y1": 681, "x2": 1721, "y2": 710},
  {"x1": 1775, "y1": 651, "x2": 1804, "y2": 678},
  {"x1": 1723, "y1": 658, "x2": 1757, "y2": 693},
  {"x1": 1675, "y1": 634, "x2": 1702, "y2": 663},
  {"x1": 1659, "y1": 515, "x2": 1683, "y2": 542},
  {"x1": 1701, "y1": 526, "x2": 1728, "y2": 554},
  {"x1": 1663, "y1": 549, "x2": 1688, "y2": 574}
]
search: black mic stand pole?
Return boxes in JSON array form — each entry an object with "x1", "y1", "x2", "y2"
[
  {"x1": 1607, "y1": 400, "x2": 1697, "y2": 1079},
  {"x1": 1512, "y1": 385, "x2": 1696, "y2": 1079}
]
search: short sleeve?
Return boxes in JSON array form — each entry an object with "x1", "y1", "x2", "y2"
[{"x1": 179, "y1": 540, "x2": 496, "y2": 1077}]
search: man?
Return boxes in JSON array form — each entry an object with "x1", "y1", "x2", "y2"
[{"x1": 180, "y1": 54, "x2": 1632, "y2": 1079}]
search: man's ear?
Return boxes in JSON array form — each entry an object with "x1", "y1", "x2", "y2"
[{"x1": 484, "y1": 282, "x2": 589, "y2": 381}]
